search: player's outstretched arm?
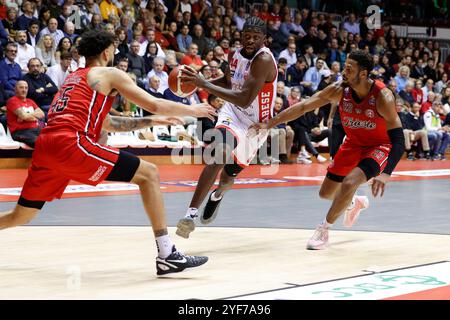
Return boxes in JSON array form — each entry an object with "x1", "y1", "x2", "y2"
[
  {"x1": 102, "y1": 114, "x2": 185, "y2": 132},
  {"x1": 88, "y1": 67, "x2": 217, "y2": 120},
  {"x1": 251, "y1": 82, "x2": 342, "y2": 133},
  {"x1": 181, "y1": 53, "x2": 275, "y2": 108},
  {"x1": 371, "y1": 88, "x2": 405, "y2": 197}
]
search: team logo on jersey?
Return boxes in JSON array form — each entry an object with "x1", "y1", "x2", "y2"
[
  {"x1": 365, "y1": 109, "x2": 375, "y2": 118},
  {"x1": 342, "y1": 101, "x2": 353, "y2": 113},
  {"x1": 221, "y1": 117, "x2": 233, "y2": 126},
  {"x1": 355, "y1": 108, "x2": 362, "y2": 114},
  {"x1": 372, "y1": 149, "x2": 386, "y2": 160},
  {"x1": 342, "y1": 117, "x2": 377, "y2": 130},
  {"x1": 369, "y1": 96, "x2": 376, "y2": 106}
]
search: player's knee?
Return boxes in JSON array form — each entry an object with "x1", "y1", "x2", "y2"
[
  {"x1": 135, "y1": 162, "x2": 160, "y2": 185},
  {"x1": 319, "y1": 188, "x2": 333, "y2": 200},
  {"x1": 341, "y1": 178, "x2": 358, "y2": 194}
]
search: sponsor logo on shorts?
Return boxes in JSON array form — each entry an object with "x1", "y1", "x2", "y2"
[
  {"x1": 88, "y1": 165, "x2": 108, "y2": 182},
  {"x1": 372, "y1": 149, "x2": 386, "y2": 160}
]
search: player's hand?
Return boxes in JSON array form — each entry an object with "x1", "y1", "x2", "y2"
[
  {"x1": 148, "y1": 116, "x2": 185, "y2": 126},
  {"x1": 190, "y1": 103, "x2": 217, "y2": 121},
  {"x1": 180, "y1": 65, "x2": 206, "y2": 88},
  {"x1": 371, "y1": 173, "x2": 390, "y2": 197},
  {"x1": 249, "y1": 122, "x2": 269, "y2": 138}
]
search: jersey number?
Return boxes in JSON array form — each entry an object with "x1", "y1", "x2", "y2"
[{"x1": 51, "y1": 86, "x2": 74, "y2": 112}]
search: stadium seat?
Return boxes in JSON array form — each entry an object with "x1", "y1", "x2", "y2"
[{"x1": 0, "y1": 125, "x2": 20, "y2": 150}]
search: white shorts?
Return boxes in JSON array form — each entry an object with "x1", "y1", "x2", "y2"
[{"x1": 215, "y1": 110, "x2": 268, "y2": 166}]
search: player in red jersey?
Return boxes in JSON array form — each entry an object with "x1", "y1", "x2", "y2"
[
  {"x1": 0, "y1": 30, "x2": 217, "y2": 275},
  {"x1": 252, "y1": 50, "x2": 405, "y2": 250}
]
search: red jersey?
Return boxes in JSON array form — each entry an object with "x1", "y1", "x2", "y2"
[
  {"x1": 44, "y1": 67, "x2": 115, "y2": 142},
  {"x1": 339, "y1": 80, "x2": 390, "y2": 147},
  {"x1": 6, "y1": 96, "x2": 40, "y2": 133}
]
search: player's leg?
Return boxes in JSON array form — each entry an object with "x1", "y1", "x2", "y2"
[
  {"x1": 0, "y1": 204, "x2": 40, "y2": 230},
  {"x1": 106, "y1": 151, "x2": 208, "y2": 275}
]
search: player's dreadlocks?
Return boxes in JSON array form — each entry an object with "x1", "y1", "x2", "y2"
[{"x1": 243, "y1": 16, "x2": 266, "y2": 34}]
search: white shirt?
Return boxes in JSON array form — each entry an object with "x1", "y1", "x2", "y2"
[
  {"x1": 16, "y1": 43, "x2": 36, "y2": 72},
  {"x1": 147, "y1": 69, "x2": 168, "y2": 94},
  {"x1": 46, "y1": 63, "x2": 70, "y2": 89},
  {"x1": 278, "y1": 49, "x2": 297, "y2": 68},
  {"x1": 70, "y1": 56, "x2": 86, "y2": 72},
  {"x1": 138, "y1": 40, "x2": 166, "y2": 60}
]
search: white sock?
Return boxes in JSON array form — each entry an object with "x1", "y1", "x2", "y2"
[
  {"x1": 210, "y1": 190, "x2": 223, "y2": 201},
  {"x1": 323, "y1": 219, "x2": 333, "y2": 228},
  {"x1": 185, "y1": 207, "x2": 198, "y2": 218},
  {"x1": 155, "y1": 235, "x2": 173, "y2": 258}
]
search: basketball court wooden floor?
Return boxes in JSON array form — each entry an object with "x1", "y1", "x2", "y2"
[{"x1": 0, "y1": 160, "x2": 449, "y2": 300}]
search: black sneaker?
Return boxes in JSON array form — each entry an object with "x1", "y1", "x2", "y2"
[
  {"x1": 156, "y1": 246, "x2": 208, "y2": 275},
  {"x1": 200, "y1": 189, "x2": 223, "y2": 225}
]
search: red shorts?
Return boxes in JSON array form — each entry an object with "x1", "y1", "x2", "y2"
[
  {"x1": 21, "y1": 131, "x2": 120, "y2": 201},
  {"x1": 327, "y1": 141, "x2": 392, "y2": 178}
]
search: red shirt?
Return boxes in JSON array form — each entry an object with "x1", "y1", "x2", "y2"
[
  {"x1": 44, "y1": 67, "x2": 115, "y2": 142},
  {"x1": 258, "y1": 12, "x2": 271, "y2": 22},
  {"x1": 420, "y1": 101, "x2": 432, "y2": 115},
  {"x1": 411, "y1": 88, "x2": 423, "y2": 104},
  {"x1": 339, "y1": 80, "x2": 390, "y2": 147},
  {"x1": 0, "y1": 5, "x2": 7, "y2": 20},
  {"x1": 180, "y1": 54, "x2": 203, "y2": 69},
  {"x1": 6, "y1": 96, "x2": 40, "y2": 133}
]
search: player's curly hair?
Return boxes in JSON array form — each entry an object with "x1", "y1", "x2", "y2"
[
  {"x1": 77, "y1": 30, "x2": 115, "y2": 59},
  {"x1": 348, "y1": 50, "x2": 374, "y2": 72},
  {"x1": 243, "y1": 16, "x2": 266, "y2": 34}
]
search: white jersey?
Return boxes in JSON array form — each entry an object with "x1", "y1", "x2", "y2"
[{"x1": 219, "y1": 46, "x2": 277, "y2": 128}]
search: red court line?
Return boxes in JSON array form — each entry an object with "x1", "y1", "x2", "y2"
[{"x1": 384, "y1": 285, "x2": 450, "y2": 300}]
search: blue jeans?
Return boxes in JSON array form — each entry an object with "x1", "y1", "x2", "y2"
[{"x1": 428, "y1": 131, "x2": 450, "y2": 155}]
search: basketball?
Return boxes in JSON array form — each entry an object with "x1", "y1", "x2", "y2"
[{"x1": 168, "y1": 65, "x2": 197, "y2": 98}]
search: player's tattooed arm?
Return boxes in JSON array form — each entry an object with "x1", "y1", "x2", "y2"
[{"x1": 102, "y1": 114, "x2": 154, "y2": 132}]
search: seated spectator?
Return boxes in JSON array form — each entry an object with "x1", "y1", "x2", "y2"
[
  {"x1": 15, "y1": 30, "x2": 36, "y2": 74},
  {"x1": 300, "y1": 108, "x2": 329, "y2": 163},
  {"x1": 138, "y1": 28, "x2": 166, "y2": 60},
  {"x1": 55, "y1": 36, "x2": 72, "y2": 63},
  {"x1": 209, "y1": 60, "x2": 223, "y2": 79},
  {"x1": 394, "y1": 66, "x2": 410, "y2": 93},
  {"x1": 399, "y1": 81, "x2": 415, "y2": 109},
  {"x1": 70, "y1": 47, "x2": 85, "y2": 72},
  {"x1": 197, "y1": 94, "x2": 223, "y2": 143},
  {"x1": 23, "y1": 57, "x2": 58, "y2": 115},
  {"x1": 191, "y1": 24, "x2": 208, "y2": 56},
  {"x1": 286, "y1": 58, "x2": 307, "y2": 90},
  {"x1": 303, "y1": 58, "x2": 325, "y2": 95},
  {"x1": 127, "y1": 40, "x2": 146, "y2": 79},
  {"x1": 411, "y1": 79, "x2": 424, "y2": 104},
  {"x1": 424, "y1": 100, "x2": 449, "y2": 160},
  {"x1": 26, "y1": 19, "x2": 40, "y2": 48},
  {"x1": 421, "y1": 79, "x2": 435, "y2": 102},
  {"x1": 277, "y1": 57, "x2": 288, "y2": 82},
  {"x1": 269, "y1": 97, "x2": 294, "y2": 164},
  {"x1": 421, "y1": 91, "x2": 435, "y2": 115},
  {"x1": 39, "y1": 18, "x2": 65, "y2": 47},
  {"x1": 276, "y1": 81, "x2": 290, "y2": 109},
  {"x1": 17, "y1": 1, "x2": 35, "y2": 31},
  {"x1": 35, "y1": 34, "x2": 56, "y2": 68},
  {"x1": 287, "y1": 86, "x2": 301, "y2": 107},
  {"x1": 163, "y1": 87, "x2": 190, "y2": 105},
  {"x1": 398, "y1": 101, "x2": 430, "y2": 160},
  {"x1": 176, "y1": 24, "x2": 192, "y2": 54},
  {"x1": 0, "y1": 43, "x2": 22, "y2": 98},
  {"x1": 278, "y1": 43, "x2": 297, "y2": 68},
  {"x1": 6, "y1": 80, "x2": 44, "y2": 148},
  {"x1": 423, "y1": 58, "x2": 438, "y2": 82},
  {"x1": 180, "y1": 43, "x2": 203, "y2": 72},
  {"x1": 46, "y1": 51, "x2": 71, "y2": 88},
  {"x1": 143, "y1": 41, "x2": 158, "y2": 74},
  {"x1": 64, "y1": 21, "x2": 78, "y2": 43},
  {"x1": 147, "y1": 57, "x2": 168, "y2": 94}
]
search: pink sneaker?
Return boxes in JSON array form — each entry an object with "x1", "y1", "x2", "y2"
[
  {"x1": 343, "y1": 196, "x2": 369, "y2": 228},
  {"x1": 306, "y1": 224, "x2": 329, "y2": 250}
]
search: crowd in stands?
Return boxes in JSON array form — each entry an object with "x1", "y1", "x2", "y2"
[{"x1": 0, "y1": 0, "x2": 449, "y2": 164}]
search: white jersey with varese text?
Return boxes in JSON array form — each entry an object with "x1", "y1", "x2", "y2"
[
  {"x1": 215, "y1": 46, "x2": 277, "y2": 166},
  {"x1": 219, "y1": 46, "x2": 277, "y2": 128}
]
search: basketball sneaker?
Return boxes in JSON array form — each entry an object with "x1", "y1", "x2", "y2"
[
  {"x1": 156, "y1": 246, "x2": 208, "y2": 275},
  {"x1": 343, "y1": 196, "x2": 369, "y2": 228},
  {"x1": 200, "y1": 189, "x2": 223, "y2": 224},
  {"x1": 306, "y1": 223, "x2": 329, "y2": 250},
  {"x1": 176, "y1": 215, "x2": 197, "y2": 239}
]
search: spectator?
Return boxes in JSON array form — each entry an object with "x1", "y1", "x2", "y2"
[
  {"x1": 0, "y1": 43, "x2": 22, "y2": 98},
  {"x1": 197, "y1": 94, "x2": 223, "y2": 143},
  {"x1": 147, "y1": 57, "x2": 168, "y2": 94},
  {"x1": 422, "y1": 79, "x2": 435, "y2": 103},
  {"x1": 16, "y1": 1, "x2": 35, "y2": 31},
  {"x1": 15, "y1": 30, "x2": 35, "y2": 73},
  {"x1": 278, "y1": 43, "x2": 297, "y2": 68},
  {"x1": 139, "y1": 29, "x2": 166, "y2": 59},
  {"x1": 6, "y1": 80, "x2": 44, "y2": 148},
  {"x1": 142, "y1": 41, "x2": 158, "y2": 74},
  {"x1": 99, "y1": 0, "x2": 118, "y2": 21},
  {"x1": 115, "y1": 57, "x2": 128, "y2": 72},
  {"x1": 38, "y1": 6, "x2": 51, "y2": 30},
  {"x1": 127, "y1": 40, "x2": 146, "y2": 79},
  {"x1": 213, "y1": 45, "x2": 228, "y2": 73},
  {"x1": 46, "y1": 51, "x2": 71, "y2": 88},
  {"x1": 70, "y1": 47, "x2": 85, "y2": 72},
  {"x1": 423, "y1": 58, "x2": 438, "y2": 82},
  {"x1": 300, "y1": 44, "x2": 317, "y2": 69},
  {"x1": 86, "y1": 13, "x2": 103, "y2": 32},
  {"x1": 342, "y1": 13, "x2": 360, "y2": 35},
  {"x1": 403, "y1": 102, "x2": 431, "y2": 159},
  {"x1": 55, "y1": 37, "x2": 72, "y2": 64},
  {"x1": 394, "y1": 66, "x2": 411, "y2": 93},
  {"x1": 180, "y1": 43, "x2": 203, "y2": 72},
  {"x1": 277, "y1": 57, "x2": 288, "y2": 82},
  {"x1": 421, "y1": 91, "x2": 436, "y2": 115},
  {"x1": 64, "y1": 21, "x2": 78, "y2": 43},
  {"x1": 411, "y1": 79, "x2": 424, "y2": 104},
  {"x1": 424, "y1": 100, "x2": 449, "y2": 160},
  {"x1": 399, "y1": 81, "x2": 415, "y2": 109},
  {"x1": 162, "y1": 21, "x2": 179, "y2": 52},
  {"x1": 176, "y1": 24, "x2": 192, "y2": 54},
  {"x1": 303, "y1": 58, "x2": 325, "y2": 94},
  {"x1": 39, "y1": 18, "x2": 65, "y2": 46},
  {"x1": 287, "y1": 86, "x2": 301, "y2": 106},
  {"x1": 191, "y1": 24, "x2": 208, "y2": 56},
  {"x1": 234, "y1": 7, "x2": 246, "y2": 31},
  {"x1": 23, "y1": 57, "x2": 57, "y2": 115},
  {"x1": 2, "y1": 7, "x2": 19, "y2": 41},
  {"x1": 286, "y1": 57, "x2": 307, "y2": 89},
  {"x1": 35, "y1": 34, "x2": 56, "y2": 68},
  {"x1": 26, "y1": 19, "x2": 40, "y2": 48},
  {"x1": 435, "y1": 73, "x2": 449, "y2": 94},
  {"x1": 270, "y1": 97, "x2": 295, "y2": 164},
  {"x1": 57, "y1": 3, "x2": 73, "y2": 31}
]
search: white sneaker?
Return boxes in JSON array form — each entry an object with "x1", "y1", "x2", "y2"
[
  {"x1": 176, "y1": 216, "x2": 197, "y2": 238},
  {"x1": 260, "y1": 158, "x2": 271, "y2": 165},
  {"x1": 300, "y1": 150, "x2": 311, "y2": 159},
  {"x1": 297, "y1": 156, "x2": 312, "y2": 164},
  {"x1": 270, "y1": 157, "x2": 281, "y2": 164},
  {"x1": 306, "y1": 224, "x2": 329, "y2": 250},
  {"x1": 317, "y1": 154, "x2": 327, "y2": 163}
]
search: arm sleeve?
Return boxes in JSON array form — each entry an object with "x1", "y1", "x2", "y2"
[{"x1": 382, "y1": 127, "x2": 405, "y2": 175}]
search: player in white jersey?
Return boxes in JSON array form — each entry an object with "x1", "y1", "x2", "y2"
[{"x1": 176, "y1": 17, "x2": 278, "y2": 238}]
